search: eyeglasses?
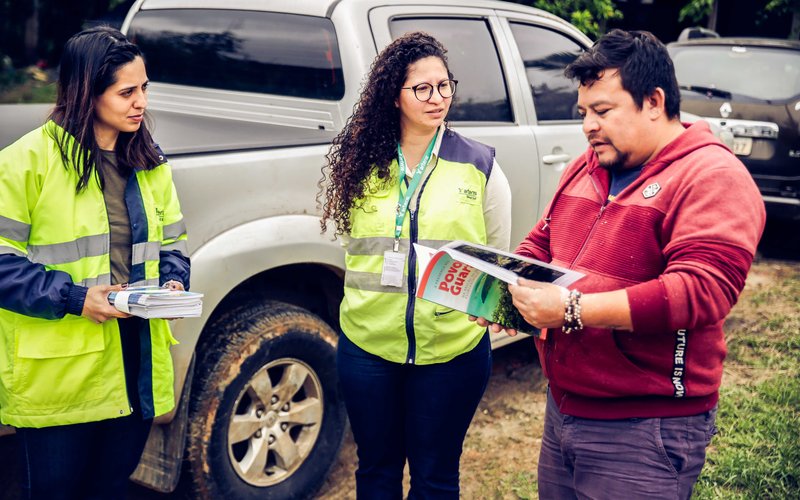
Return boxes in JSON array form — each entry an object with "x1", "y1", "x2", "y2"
[{"x1": 401, "y1": 79, "x2": 458, "y2": 102}]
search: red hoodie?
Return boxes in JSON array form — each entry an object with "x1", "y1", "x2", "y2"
[{"x1": 517, "y1": 121, "x2": 765, "y2": 419}]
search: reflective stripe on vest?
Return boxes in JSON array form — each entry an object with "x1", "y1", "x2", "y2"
[
  {"x1": 163, "y1": 219, "x2": 187, "y2": 241},
  {"x1": 28, "y1": 234, "x2": 108, "y2": 265},
  {"x1": 0, "y1": 215, "x2": 30, "y2": 242}
]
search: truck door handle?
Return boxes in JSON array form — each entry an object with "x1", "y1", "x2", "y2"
[{"x1": 542, "y1": 153, "x2": 571, "y2": 165}]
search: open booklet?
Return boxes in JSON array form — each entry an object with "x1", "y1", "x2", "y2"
[
  {"x1": 415, "y1": 241, "x2": 584, "y2": 339},
  {"x1": 108, "y1": 286, "x2": 204, "y2": 319}
]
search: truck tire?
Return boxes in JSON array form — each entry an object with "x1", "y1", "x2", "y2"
[{"x1": 186, "y1": 300, "x2": 345, "y2": 499}]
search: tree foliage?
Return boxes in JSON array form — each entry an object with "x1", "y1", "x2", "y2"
[
  {"x1": 680, "y1": 0, "x2": 800, "y2": 39},
  {"x1": 678, "y1": 0, "x2": 713, "y2": 24},
  {"x1": 507, "y1": 0, "x2": 623, "y2": 39},
  {"x1": 0, "y1": 0, "x2": 132, "y2": 67},
  {"x1": 762, "y1": 0, "x2": 800, "y2": 39}
]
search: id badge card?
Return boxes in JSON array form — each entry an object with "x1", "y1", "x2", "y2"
[{"x1": 381, "y1": 251, "x2": 406, "y2": 288}]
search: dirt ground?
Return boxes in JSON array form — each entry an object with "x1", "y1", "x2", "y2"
[{"x1": 316, "y1": 335, "x2": 547, "y2": 499}]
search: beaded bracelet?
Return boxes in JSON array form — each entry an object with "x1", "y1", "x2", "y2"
[{"x1": 563, "y1": 289, "x2": 583, "y2": 334}]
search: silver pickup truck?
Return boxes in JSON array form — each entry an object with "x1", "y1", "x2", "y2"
[{"x1": 0, "y1": 0, "x2": 593, "y2": 497}]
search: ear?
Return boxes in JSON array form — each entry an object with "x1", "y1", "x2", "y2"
[{"x1": 645, "y1": 88, "x2": 666, "y2": 120}]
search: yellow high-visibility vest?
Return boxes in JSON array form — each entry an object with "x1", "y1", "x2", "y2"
[
  {"x1": 0, "y1": 122, "x2": 187, "y2": 428},
  {"x1": 340, "y1": 129, "x2": 492, "y2": 365}
]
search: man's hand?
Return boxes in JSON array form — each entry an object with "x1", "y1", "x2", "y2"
[
  {"x1": 508, "y1": 279, "x2": 567, "y2": 329},
  {"x1": 467, "y1": 279, "x2": 569, "y2": 335},
  {"x1": 82, "y1": 284, "x2": 131, "y2": 324}
]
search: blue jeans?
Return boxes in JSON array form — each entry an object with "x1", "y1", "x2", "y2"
[
  {"x1": 538, "y1": 389, "x2": 717, "y2": 500},
  {"x1": 337, "y1": 332, "x2": 491, "y2": 499}
]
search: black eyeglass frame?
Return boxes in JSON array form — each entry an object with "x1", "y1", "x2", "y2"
[{"x1": 400, "y1": 79, "x2": 458, "y2": 102}]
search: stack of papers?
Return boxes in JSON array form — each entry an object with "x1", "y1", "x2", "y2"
[{"x1": 108, "y1": 286, "x2": 204, "y2": 319}]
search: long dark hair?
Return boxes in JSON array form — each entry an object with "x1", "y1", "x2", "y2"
[
  {"x1": 318, "y1": 32, "x2": 451, "y2": 236},
  {"x1": 49, "y1": 26, "x2": 161, "y2": 192}
]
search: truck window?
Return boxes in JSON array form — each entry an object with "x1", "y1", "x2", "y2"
[
  {"x1": 390, "y1": 18, "x2": 513, "y2": 123},
  {"x1": 509, "y1": 22, "x2": 584, "y2": 121},
  {"x1": 127, "y1": 9, "x2": 345, "y2": 100}
]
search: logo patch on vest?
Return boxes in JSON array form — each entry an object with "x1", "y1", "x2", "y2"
[
  {"x1": 457, "y1": 186, "x2": 478, "y2": 203},
  {"x1": 155, "y1": 208, "x2": 165, "y2": 222},
  {"x1": 642, "y1": 182, "x2": 661, "y2": 199}
]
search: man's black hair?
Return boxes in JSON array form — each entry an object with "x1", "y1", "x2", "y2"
[{"x1": 565, "y1": 29, "x2": 681, "y2": 119}]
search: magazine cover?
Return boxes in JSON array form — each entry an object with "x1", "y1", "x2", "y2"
[{"x1": 415, "y1": 242, "x2": 584, "y2": 337}]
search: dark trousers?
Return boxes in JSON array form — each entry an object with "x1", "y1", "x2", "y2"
[
  {"x1": 16, "y1": 415, "x2": 153, "y2": 500},
  {"x1": 15, "y1": 317, "x2": 152, "y2": 500},
  {"x1": 337, "y1": 332, "x2": 491, "y2": 500},
  {"x1": 538, "y1": 389, "x2": 717, "y2": 500}
]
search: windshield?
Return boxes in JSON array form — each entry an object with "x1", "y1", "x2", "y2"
[{"x1": 669, "y1": 45, "x2": 800, "y2": 101}]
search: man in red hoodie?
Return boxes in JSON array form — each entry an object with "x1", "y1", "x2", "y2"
[{"x1": 476, "y1": 30, "x2": 765, "y2": 498}]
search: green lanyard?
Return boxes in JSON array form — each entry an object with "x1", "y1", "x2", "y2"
[{"x1": 394, "y1": 132, "x2": 437, "y2": 251}]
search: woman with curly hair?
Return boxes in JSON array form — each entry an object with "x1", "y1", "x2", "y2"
[{"x1": 319, "y1": 31, "x2": 511, "y2": 497}]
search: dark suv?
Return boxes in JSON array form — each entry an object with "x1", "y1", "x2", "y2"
[{"x1": 668, "y1": 38, "x2": 800, "y2": 219}]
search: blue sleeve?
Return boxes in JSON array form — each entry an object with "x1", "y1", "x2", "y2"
[
  {"x1": 159, "y1": 250, "x2": 191, "y2": 291},
  {"x1": 0, "y1": 253, "x2": 87, "y2": 319}
]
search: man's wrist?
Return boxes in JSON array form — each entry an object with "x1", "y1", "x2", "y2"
[{"x1": 563, "y1": 289, "x2": 584, "y2": 334}]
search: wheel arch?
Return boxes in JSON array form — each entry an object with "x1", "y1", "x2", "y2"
[
  {"x1": 135, "y1": 216, "x2": 346, "y2": 492},
  {"x1": 168, "y1": 214, "x2": 345, "y2": 414}
]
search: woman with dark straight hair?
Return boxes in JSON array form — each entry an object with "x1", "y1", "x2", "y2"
[{"x1": 0, "y1": 26, "x2": 190, "y2": 498}]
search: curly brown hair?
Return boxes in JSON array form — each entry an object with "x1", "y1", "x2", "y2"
[{"x1": 318, "y1": 31, "x2": 451, "y2": 236}]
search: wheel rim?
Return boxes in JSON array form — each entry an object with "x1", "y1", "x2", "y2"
[{"x1": 227, "y1": 358, "x2": 324, "y2": 486}]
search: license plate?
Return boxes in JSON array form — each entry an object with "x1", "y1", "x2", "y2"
[{"x1": 732, "y1": 137, "x2": 753, "y2": 156}]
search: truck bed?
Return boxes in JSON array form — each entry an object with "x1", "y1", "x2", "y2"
[{"x1": 0, "y1": 104, "x2": 337, "y2": 154}]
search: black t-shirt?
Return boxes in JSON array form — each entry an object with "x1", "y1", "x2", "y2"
[{"x1": 608, "y1": 165, "x2": 644, "y2": 202}]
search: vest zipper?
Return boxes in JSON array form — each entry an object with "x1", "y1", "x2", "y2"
[
  {"x1": 404, "y1": 209, "x2": 418, "y2": 364},
  {"x1": 403, "y1": 165, "x2": 437, "y2": 365}
]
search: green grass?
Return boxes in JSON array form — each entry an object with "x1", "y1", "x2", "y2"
[
  {"x1": 693, "y1": 377, "x2": 800, "y2": 499},
  {"x1": 693, "y1": 263, "x2": 800, "y2": 499},
  {"x1": 503, "y1": 471, "x2": 538, "y2": 499}
]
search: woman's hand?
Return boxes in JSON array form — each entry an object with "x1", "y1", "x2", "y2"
[
  {"x1": 468, "y1": 316, "x2": 519, "y2": 337},
  {"x1": 82, "y1": 284, "x2": 131, "y2": 323},
  {"x1": 162, "y1": 280, "x2": 185, "y2": 320},
  {"x1": 162, "y1": 280, "x2": 184, "y2": 291}
]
